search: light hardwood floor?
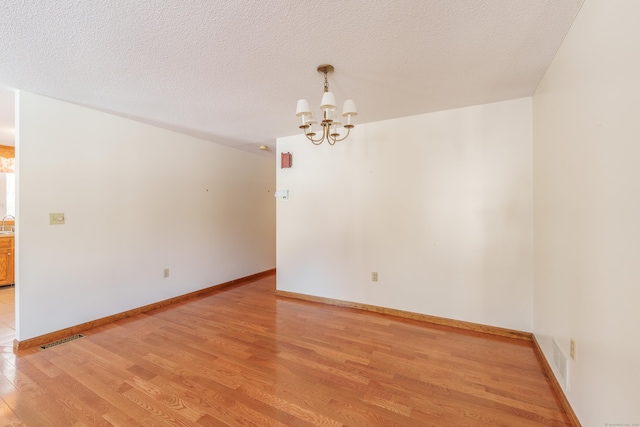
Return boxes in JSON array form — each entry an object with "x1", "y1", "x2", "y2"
[
  {"x1": 0, "y1": 286, "x2": 14, "y2": 356},
  {"x1": 0, "y1": 276, "x2": 570, "y2": 426}
]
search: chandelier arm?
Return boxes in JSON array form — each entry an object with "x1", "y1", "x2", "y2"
[
  {"x1": 305, "y1": 126, "x2": 326, "y2": 145},
  {"x1": 333, "y1": 126, "x2": 352, "y2": 142},
  {"x1": 305, "y1": 133, "x2": 323, "y2": 144},
  {"x1": 319, "y1": 125, "x2": 332, "y2": 144}
]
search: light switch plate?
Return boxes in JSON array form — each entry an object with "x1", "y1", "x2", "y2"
[
  {"x1": 274, "y1": 189, "x2": 289, "y2": 200},
  {"x1": 49, "y1": 213, "x2": 65, "y2": 225}
]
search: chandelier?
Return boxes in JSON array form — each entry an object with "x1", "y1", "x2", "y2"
[{"x1": 295, "y1": 64, "x2": 358, "y2": 145}]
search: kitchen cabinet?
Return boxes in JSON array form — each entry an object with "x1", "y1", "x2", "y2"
[{"x1": 0, "y1": 236, "x2": 14, "y2": 286}]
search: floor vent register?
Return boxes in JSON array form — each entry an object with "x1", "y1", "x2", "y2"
[{"x1": 40, "y1": 334, "x2": 85, "y2": 350}]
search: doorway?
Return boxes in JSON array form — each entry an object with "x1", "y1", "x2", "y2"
[{"x1": 0, "y1": 88, "x2": 16, "y2": 348}]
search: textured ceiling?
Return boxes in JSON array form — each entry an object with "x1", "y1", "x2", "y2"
[{"x1": 0, "y1": 0, "x2": 583, "y2": 153}]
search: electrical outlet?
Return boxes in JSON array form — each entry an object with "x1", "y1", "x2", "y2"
[
  {"x1": 570, "y1": 338, "x2": 575, "y2": 360},
  {"x1": 371, "y1": 272, "x2": 378, "y2": 282},
  {"x1": 163, "y1": 268, "x2": 170, "y2": 278},
  {"x1": 49, "y1": 213, "x2": 65, "y2": 225}
]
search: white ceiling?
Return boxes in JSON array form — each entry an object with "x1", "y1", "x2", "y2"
[{"x1": 0, "y1": 0, "x2": 583, "y2": 153}]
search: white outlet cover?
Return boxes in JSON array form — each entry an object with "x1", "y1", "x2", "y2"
[{"x1": 49, "y1": 213, "x2": 65, "y2": 225}]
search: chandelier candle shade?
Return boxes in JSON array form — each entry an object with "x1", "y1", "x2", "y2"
[{"x1": 296, "y1": 64, "x2": 357, "y2": 145}]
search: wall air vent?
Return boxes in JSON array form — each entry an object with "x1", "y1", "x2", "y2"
[
  {"x1": 552, "y1": 338, "x2": 570, "y2": 391},
  {"x1": 40, "y1": 334, "x2": 85, "y2": 350}
]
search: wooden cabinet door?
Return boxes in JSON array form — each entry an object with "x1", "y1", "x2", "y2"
[{"x1": 0, "y1": 238, "x2": 13, "y2": 286}]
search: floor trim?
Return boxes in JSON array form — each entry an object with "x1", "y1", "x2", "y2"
[
  {"x1": 13, "y1": 269, "x2": 275, "y2": 351},
  {"x1": 276, "y1": 289, "x2": 532, "y2": 341},
  {"x1": 532, "y1": 334, "x2": 582, "y2": 427}
]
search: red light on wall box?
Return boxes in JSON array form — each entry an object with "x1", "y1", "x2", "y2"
[{"x1": 281, "y1": 152, "x2": 292, "y2": 168}]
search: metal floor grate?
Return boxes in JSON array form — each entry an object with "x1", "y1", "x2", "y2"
[{"x1": 40, "y1": 334, "x2": 85, "y2": 350}]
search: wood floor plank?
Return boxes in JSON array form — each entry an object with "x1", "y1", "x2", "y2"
[
  {"x1": 0, "y1": 275, "x2": 572, "y2": 426},
  {"x1": 0, "y1": 396, "x2": 22, "y2": 427}
]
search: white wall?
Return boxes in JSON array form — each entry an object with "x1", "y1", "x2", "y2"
[
  {"x1": 533, "y1": 1, "x2": 640, "y2": 424},
  {"x1": 15, "y1": 91, "x2": 275, "y2": 341},
  {"x1": 277, "y1": 98, "x2": 533, "y2": 331}
]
